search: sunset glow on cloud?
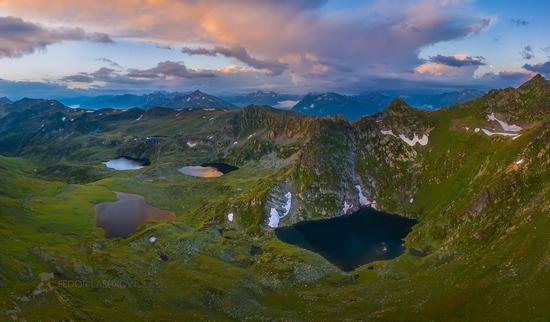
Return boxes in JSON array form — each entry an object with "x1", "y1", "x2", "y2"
[{"x1": 0, "y1": 0, "x2": 548, "y2": 97}]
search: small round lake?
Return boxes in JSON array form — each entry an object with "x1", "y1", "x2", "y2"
[
  {"x1": 103, "y1": 156, "x2": 150, "y2": 170},
  {"x1": 179, "y1": 163, "x2": 238, "y2": 178},
  {"x1": 95, "y1": 192, "x2": 175, "y2": 238},
  {"x1": 275, "y1": 208, "x2": 417, "y2": 272}
]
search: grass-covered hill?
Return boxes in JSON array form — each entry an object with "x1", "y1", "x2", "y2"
[{"x1": 0, "y1": 75, "x2": 549, "y2": 320}]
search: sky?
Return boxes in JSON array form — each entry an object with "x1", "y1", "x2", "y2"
[{"x1": 0, "y1": 0, "x2": 548, "y2": 98}]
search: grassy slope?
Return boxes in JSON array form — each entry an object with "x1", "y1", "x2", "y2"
[{"x1": 0, "y1": 78, "x2": 549, "y2": 320}]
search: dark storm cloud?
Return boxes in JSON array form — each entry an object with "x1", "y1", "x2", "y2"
[
  {"x1": 61, "y1": 74, "x2": 95, "y2": 83},
  {"x1": 428, "y1": 55, "x2": 486, "y2": 67},
  {"x1": 126, "y1": 61, "x2": 216, "y2": 79},
  {"x1": 182, "y1": 45, "x2": 288, "y2": 76},
  {"x1": 62, "y1": 67, "x2": 119, "y2": 83},
  {"x1": 479, "y1": 71, "x2": 534, "y2": 88},
  {"x1": 62, "y1": 61, "x2": 216, "y2": 88},
  {"x1": 522, "y1": 60, "x2": 550, "y2": 75},
  {"x1": 0, "y1": 16, "x2": 112, "y2": 58}
]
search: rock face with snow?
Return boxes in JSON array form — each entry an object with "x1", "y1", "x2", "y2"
[
  {"x1": 398, "y1": 133, "x2": 429, "y2": 146},
  {"x1": 487, "y1": 113, "x2": 522, "y2": 132},
  {"x1": 267, "y1": 191, "x2": 293, "y2": 228},
  {"x1": 355, "y1": 185, "x2": 370, "y2": 206},
  {"x1": 375, "y1": 98, "x2": 433, "y2": 148},
  {"x1": 342, "y1": 201, "x2": 352, "y2": 214},
  {"x1": 480, "y1": 128, "x2": 521, "y2": 140},
  {"x1": 380, "y1": 129, "x2": 429, "y2": 146},
  {"x1": 468, "y1": 113, "x2": 524, "y2": 140}
]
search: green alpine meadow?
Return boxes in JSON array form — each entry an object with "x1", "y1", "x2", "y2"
[{"x1": 0, "y1": 74, "x2": 548, "y2": 320}]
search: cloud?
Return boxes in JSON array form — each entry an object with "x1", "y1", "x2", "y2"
[
  {"x1": 478, "y1": 71, "x2": 534, "y2": 88},
  {"x1": 510, "y1": 19, "x2": 529, "y2": 26},
  {"x1": 0, "y1": 0, "x2": 492, "y2": 88},
  {"x1": 62, "y1": 67, "x2": 119, "y2": 84},
  {"x1": 0, "y1": 16, "x2": 112, "y2": 58},
  {"x1": 8, "y1": 1, "x2": 536, "y2": 94},
  {"x1": 520, "y1": 46, "x2": 534, "y2": 60},
  {"x1": 522, "y1": 60, "x2": 550, "y2": 75},
  {"x1": 428, "y1": 54, "x2": 486, "y2": 67},
  {"x1": 216, "y1": 65, "x2": 254, "y2": 73},
  {"x1": 414, "y1": 54, "x2": 486, "y2": 79},
  {"x1": 60, "y1": 61, "x2": 218, "y2": 91},
  {"x1": 126, "y1": 61, "x2": 216, "y2": 79},
  {"x1": 415, "y1": 64, "x2": 449, "y2": 76},
  {"x1": 61, "y1": 74, "x2": 95, "y2": 83},
  {"x1": 96, "y1": 57, "x2": 121, "y2": 68},
  {"x1": 182, "y1": 45, "x2": 288, "y2": 76}
]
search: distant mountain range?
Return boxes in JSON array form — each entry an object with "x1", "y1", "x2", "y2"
[
  {"x1": 290, "y1": 89, "x2": 486, "y2": 120},
  {"x1": 291, "y1": 92, "x2": 391, "y2": 121},
  {"x1": 403, "y1": 89, "x2": 486, "y2": 110},
  {"x1": 78, "y1": 90, "x2": 235, "y2": 109},
  {"x1": 51, "y1": 88, "x2": 486, "y2": 119},
  {"x1": 225, "y1": 90, "x2": 301, "y2": 109}
]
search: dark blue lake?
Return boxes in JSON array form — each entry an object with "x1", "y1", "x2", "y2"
[{"x1": 275, "y1": 208, "x2": 417, "y2": 272}]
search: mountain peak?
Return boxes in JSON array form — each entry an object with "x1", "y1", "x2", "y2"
[
  {"x1": 384, "y1": 97, "x2": 415, "y2": 116},
  {"x1": 520, "y1": 74, "x2": 548, "y2": 90},
  {"x1": 0, "y1": 97, "x2": 11, "y2": 105},
  {"x1": 387, "y1": 97, "x2": 409, "y2": 108}
]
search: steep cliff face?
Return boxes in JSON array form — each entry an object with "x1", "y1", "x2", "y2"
[{"x1": 249, "y1": 76, "x2": 549, "y2": 237}]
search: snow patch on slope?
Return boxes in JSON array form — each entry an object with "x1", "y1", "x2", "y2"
[
  {"x1": 481, "y1": 128, "x2": 521, "y2": 140},
  {"x1": 398, "y1": 133, "x2": 429, "y2": 146},
  {"x1": 380, "y1": 129, "x2": 429, "y2": 146},
  {"x1": 487, "y1": 113, "x2": 522, "y2": 132},
  {"x1": 355, "y1": 185, "x2": 370, "y2": 206},
  {"x1": 342, "y1": 201, "x2": 352, "y2": 214},
  {"x1": 268, "y1": 192, "x2": 292, "y2": 228}
]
